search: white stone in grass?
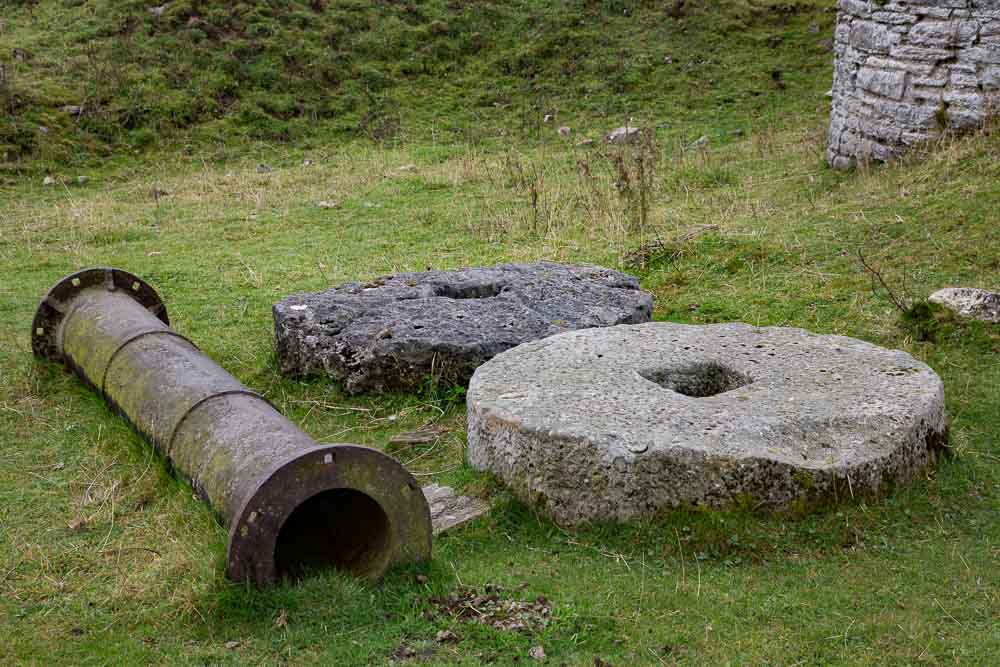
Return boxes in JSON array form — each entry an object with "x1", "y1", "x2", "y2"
[
  {"x1": 468, "y1": 322, "x2": 948, "y2": 524},
  {"x1": 422, "y1": 484, "x2": 489, "y2": 535},
  {"x1": 605, "y1": 125, "x2": 642, "y2": 145},
  {"x1": 928, "y1": 287, "x2": 1000, "y2": 323}
]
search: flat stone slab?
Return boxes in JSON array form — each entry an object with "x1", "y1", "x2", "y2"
[
  {"x1": 422, "y1": 484, "x2": 490, "y2": 535},
  {"x1": 928, "y1": 288, "x2": 1000, "y2": 323},
  {"x1": 273, "y1": 263, "x2": 652, "y2": 394},
  {"x1": 467, "y1": 323, "x2": 947, "y2": 524}
]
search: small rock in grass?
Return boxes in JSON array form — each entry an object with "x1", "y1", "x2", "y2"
[
  {"x1": 317, "y1": 200, "x2": 340, "y2": 209},
  {"x1": 301, "y1": 159, "x2": 313, "y2": 167},
  {"x1": 76, "y1": 176, "x2": 89, "y2": 185},
  {"x1": 691, "y1": 135, "x2": 709, "y2": 148},
  {"x1": 434, "y1": 630, "x2": 459, "y2": 644},
  {"x1": 928, "y1": 287, "x2": 1000, "y2": 323},
  {"x1": 605, "y1": 126, "x2": 642, "y2": 144},
  {"x1": 529, "y1": 646, "x2": 546, "y2": 661},
  {"x1": 423, "y1": 484, "x2": 490, "y2": 535},
  {"x1": 67, "y1": 517, "x2": 89, "y2": 532},
  {"x1": 393, "y1": 643, "x2": 417, "y2": 659},
  {"x1": 149, "y1": 4, "x2": 169, "y2": 17},
  {"x1": 60, "y1": 105, "x2": 83, "y2": 116},
  {"x1": 398, "y1": 164, "x2": 417, "y2": 172},
  {"x1": 256, "y1": 163, "x2": 273, "y2": 174},
  {"x1": 43, "y1": 176, "x2": 56, "y2": 186},
  {"x1": 224, "y1": 641, "x2": 240, "y2": 650},
  {"x1": 558, "y1": 126, "x2": 571, "y2": 137}
]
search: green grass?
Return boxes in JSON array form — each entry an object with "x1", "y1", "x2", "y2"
[
  {"x1": 2, "y1": 121, "x2": 998, "y2": 664},
  {"x1": 2, "y1": 0, "x2": 836, "y2": 174},
  {"x1": 2, "y1": 1, "x2": 1000, "y2": 665}
]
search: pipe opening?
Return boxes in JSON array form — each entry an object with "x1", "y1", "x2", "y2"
[{"x1": 274, "y1": 488, "x2": 390, "y2": 580}]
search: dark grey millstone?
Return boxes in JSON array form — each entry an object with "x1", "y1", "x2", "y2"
[
  {"x1": 273, "y1": 263, "x2": 653, "y2": 394},
  {"x1": 468, "y1": 323, "x2": 948, "y2": 524},
  {"x1": 928, "y1": 287, "x2": 1000, "y2": 323}
]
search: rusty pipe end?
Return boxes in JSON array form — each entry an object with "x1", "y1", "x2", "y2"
[
  {"x1": 32, "y1": 267, "x2": 169, "y2": 363},
  {"x1": 227, "y1": 444, "x2": 433, "y2": 586}
]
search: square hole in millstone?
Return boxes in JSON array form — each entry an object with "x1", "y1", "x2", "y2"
[
  {"x1": 639, "y1": 361, "x2": 752, "y2": 398},
  {"x1": 433, "y1": 282, "x2": 505, "y2": 299}
]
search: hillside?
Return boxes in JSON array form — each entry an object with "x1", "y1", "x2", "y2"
[
  {"x1": 3, "y1": 2, "x2": 999, "y2": 665},
  {"x1": 1, "y1": 0, "x2": 835, "y2": 173}
]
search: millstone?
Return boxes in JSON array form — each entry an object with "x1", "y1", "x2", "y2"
[
  {"x1": 467, "y1": 323, "x2": 947, "y2": 524},
  {"x1": 273, "y1": 263, "x2": 652, "y2": 394}
]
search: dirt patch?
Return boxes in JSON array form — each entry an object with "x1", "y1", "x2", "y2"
[{"x1": 430, "y1": 584, "x2": 552, "y2": 634}]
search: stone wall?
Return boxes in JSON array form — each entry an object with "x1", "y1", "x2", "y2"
[{"x1": 827, "y1": 0, "x2": 1000, "y2": 169}]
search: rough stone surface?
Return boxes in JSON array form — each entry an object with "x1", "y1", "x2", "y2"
[
  {"x1": 422, "y1": 484, "x2": 490, "y2": 534},
  {"x1": 468, "y1": 323, "x2": 947, "y2": 524},
  {"x1": 929, "y1": 287, "x2": 1000, "y2": 322},
  {"x1": 828, "y1": 1, "x2": 1000, "y2": 169},
  {"x1": 273, "y1": 263, "x2": 653, "y2": 394},
  {"x1": 605, "y1": 126, "x2": 643, "y2": 144}
]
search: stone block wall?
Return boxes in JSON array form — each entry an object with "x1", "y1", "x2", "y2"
[{"x1": 827, "y1": 0, "x2": 1000, "y2": 169}]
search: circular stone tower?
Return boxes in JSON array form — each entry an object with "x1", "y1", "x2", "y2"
[{"x1": 827, "y1": 0, "x2": 1000, "y2": 169}]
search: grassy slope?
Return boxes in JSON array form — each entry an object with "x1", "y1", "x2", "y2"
[
  {"x1": 2, "y1": 0, "x2": 835, "y2": 173},
  {"x1": 2, "y1": 2, "x2": 999, "y2": 666}
]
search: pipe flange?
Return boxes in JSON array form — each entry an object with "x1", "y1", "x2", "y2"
[
  {"x1": 32, "y1": 267, "x2": 169, "y2": 363},
  {"x1": 227, "y1": 444, "x2": 433, "y2": 586}
]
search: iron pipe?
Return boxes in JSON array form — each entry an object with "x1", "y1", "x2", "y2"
[{"x1": 33, "y1": 268, "x2": 432, "y2": 585}]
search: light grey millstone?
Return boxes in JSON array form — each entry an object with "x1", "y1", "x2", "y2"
[
  {"x1": 422, "y1": 484, "x2": 490, "y2": 535},
  {"x1": 273, "y1": 263, "x2": 652, "y2": 394},
  {"x1": 467, "y1": 323, "x2": 947, "y2": 524},
  {"x1": 928, "y1": 287, "x2": 1000, "y2": 322}
]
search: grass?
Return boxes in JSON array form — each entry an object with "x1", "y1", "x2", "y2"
[
  {"x1": 2, "y1": 1, "x2": 999, "y2": 665},
  {"x1": 2, "y1": 119, "x2": 998, "y2": 664},
  {"x1": 1, "y1": 0, "x2": 836, "y2": 174}
]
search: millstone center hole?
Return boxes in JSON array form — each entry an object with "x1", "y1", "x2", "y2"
[
  {"x1": 434, "y1": 283, "x2": 504, "y2": 299},
  {"x1": 274, "y1": 489, "x2": 390, "y2": 580},
  {"x1": 639, "y1": 361, "x2": 751, "y2": 398}
]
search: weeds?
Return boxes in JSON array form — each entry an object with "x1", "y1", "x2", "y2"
[
  {"x1": 602, "y1": 128, "x2": 660, "y2": 263},
  {"x1": 358, "y1": 88, "x2": 401, "y2": 145}
]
